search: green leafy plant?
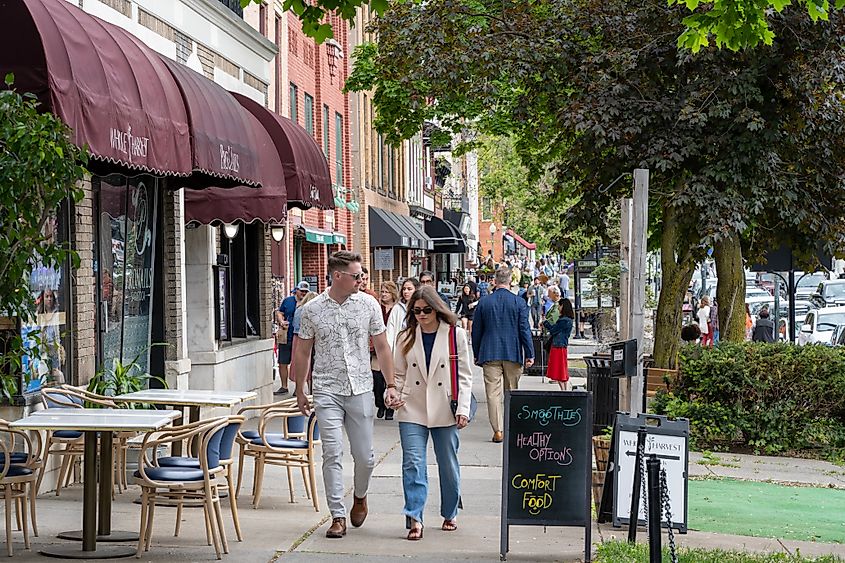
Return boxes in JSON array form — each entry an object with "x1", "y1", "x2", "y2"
[
  {"x1": 652, "y1": 342, "x2": 845, "y2": 461},
  {"x1": 87, "y1": 345, "x2": 168, "y2": 407},
  {"x1": 0, "y1": 75, "x2": 87, "y2": 401},
  {"x1": 596, "y1": 539, "x2": 842, "y2": 562}
]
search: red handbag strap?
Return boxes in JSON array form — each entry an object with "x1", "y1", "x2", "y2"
[{"x1": 449, "y1": 325, "x2": 459, "y2": 399}]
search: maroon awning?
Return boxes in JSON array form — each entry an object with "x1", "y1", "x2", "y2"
[
  {"x1": 160, "y1": 58, "x2": 267, "y2": 188},
  {"x1": 1, "y1": 0, "x2": 192, "y2": 176},
  {"x1": 232, "y1": 93, "x2": 334, "y2": 210},
  {"x1": 183, "y1": 104, "x2": 286, "y2": 225}
]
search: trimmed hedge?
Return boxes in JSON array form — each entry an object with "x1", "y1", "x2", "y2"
[{"x1": 652, "y1": 342, "x2": 845, "y2": 459}]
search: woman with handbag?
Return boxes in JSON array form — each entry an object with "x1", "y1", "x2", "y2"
[
  {"x1": 544, "y1": 298, "x2": 574, "y2": 390},
  {"x1": 393, "y1": 286, "x2": 473, "y2": 541}
]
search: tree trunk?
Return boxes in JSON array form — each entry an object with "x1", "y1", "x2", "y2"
[
  {"x1": 652, "y1": 204, "x2": 696, "y2": 369},
  {"x1": 713, "y1": 231, "x2": 745, "y2": 343}
]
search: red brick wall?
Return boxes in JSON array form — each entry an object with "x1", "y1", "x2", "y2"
[{"x1": 283, "y1": 13, "x2": 355, "y2": 292}]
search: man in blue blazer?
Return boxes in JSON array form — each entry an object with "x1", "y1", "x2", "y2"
[{"x1": 471, "y1": 266, "x2": 535, "y2": 442}]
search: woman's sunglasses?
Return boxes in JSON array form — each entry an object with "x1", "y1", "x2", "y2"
[{"x1": 412, "y1": 306, "x2": 434, "y2": 315}]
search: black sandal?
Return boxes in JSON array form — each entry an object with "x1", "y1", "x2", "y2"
[
  {"x1": 405, "y1": 517, "x2": 423, "y2": 540},
  {"x1": 441, "y1": 519, "x2": 457, "y2": 531}
]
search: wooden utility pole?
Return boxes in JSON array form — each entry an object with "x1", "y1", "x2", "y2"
[{"x1": 629, "y1": 169, "x2": 649, "y2": 416}]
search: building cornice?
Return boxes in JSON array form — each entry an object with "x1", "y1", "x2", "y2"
[{"x1": 180, "y1": 0, "x2": 278, "y2": 60}]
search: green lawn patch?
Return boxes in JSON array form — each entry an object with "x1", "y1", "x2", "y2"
[
  {"x1": 596, "y1": 540, "x2": 843, "y2": 562},
  {"x1": 689, "y1": 478, "x2": 845, "y2": 543}
]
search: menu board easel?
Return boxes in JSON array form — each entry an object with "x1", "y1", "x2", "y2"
[{"x1": 500, "y1": 390, "x2": 592, "y2": 562}]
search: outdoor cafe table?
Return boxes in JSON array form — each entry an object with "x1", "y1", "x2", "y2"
[
  {"x1": 10, "y1": 408, "x2": 181, "y2": 559},
  {"x1": 112, "y1": 389, "x2": 257, "y2": 455}
]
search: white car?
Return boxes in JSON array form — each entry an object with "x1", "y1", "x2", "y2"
[
  {"x1": 745, "y1": 287, "x2": 771, "y2": 300},
  {"x1": 798, "y1": 306, "x2": 845, "y2": 346}
]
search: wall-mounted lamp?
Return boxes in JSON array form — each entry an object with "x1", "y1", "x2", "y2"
[
  {"x1": 270, "y1": 224, "x2": 286, "y2": 243},
  {"x1": 223, "y1": 223, "x2": 240, "y2": 240}
]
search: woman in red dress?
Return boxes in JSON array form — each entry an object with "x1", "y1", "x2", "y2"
[{"x1": 543, "y1": 298, "x2": 575, "y2": 390}]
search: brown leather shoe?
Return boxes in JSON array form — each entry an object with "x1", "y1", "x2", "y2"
[
  {"x1": 492, "y1": 431, "x2": 504, "y2": 443},
  {"x1": 350, "y1": 495, "x2": 368, "y2": 527},
  {"x1": 326, "y1": 517, "x2": 347, "y2": 538}
]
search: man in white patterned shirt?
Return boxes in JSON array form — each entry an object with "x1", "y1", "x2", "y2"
[{"x1": 293, "y1": 251, "x2": 403, "y2": 539}]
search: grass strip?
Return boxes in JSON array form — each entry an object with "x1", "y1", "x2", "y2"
[{"x1": 596, "y1": 540, "x2": 844, "y2": 562}]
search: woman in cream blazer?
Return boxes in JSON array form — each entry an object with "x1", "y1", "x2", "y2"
[{"x1": 393, "y1": 286, "x2": 473, "y2": 541}]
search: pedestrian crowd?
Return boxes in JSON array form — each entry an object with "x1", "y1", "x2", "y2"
[{"x1": 270, "y1": 251, "x2": 575, "y2": 541}]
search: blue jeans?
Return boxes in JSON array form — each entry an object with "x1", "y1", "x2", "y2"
[{"x1": 398, "y1": 422, "x2": 461, "y2": 524}]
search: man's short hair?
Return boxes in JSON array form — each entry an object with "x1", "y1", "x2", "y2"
[
  {"x1": 328, "y1": 250, "x2": 363, "y2": 274},
  {"x1": 419, "y1": 270, "x2": 434, "y2": 282},
  {"x1": 494, "y1": 267, "x2": 511, "y2": 286},
  {"x1": 361, "y1": 266, "x2": 369, "y2": 275}
]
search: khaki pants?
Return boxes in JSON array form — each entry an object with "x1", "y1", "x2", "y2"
[{"x1": 482, "y1": 361, "x2": 523, "y2": 433}]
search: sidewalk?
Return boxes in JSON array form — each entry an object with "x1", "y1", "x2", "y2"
[{"x1": 9, "y1": 371, "x2": 845, "y2": 561}]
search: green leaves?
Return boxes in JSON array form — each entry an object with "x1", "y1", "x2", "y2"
[
  {"x1": 654, "y1": 342, "x2": 845, "y2": 460},
  {"x1": 670, "y1": 0, "x2": 844, "y2": 52},
  {"x1": 0, "y1": 80, "x2": 86, "y2": 399}
]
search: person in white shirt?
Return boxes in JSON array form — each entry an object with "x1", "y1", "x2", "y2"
[
  {"x1": 294, "y1": 251, "x2": 404, "y2": 539},
  {"x1": 697, "y1": 296, "x2": 712, "y2": 347},
  {"x1": 558, "y1": 271, "x2": 570, "y2": 299}
]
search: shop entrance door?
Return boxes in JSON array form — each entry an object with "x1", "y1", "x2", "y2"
[{"x1": 94, "y1": 175, "x2": 159, "y2": 376}]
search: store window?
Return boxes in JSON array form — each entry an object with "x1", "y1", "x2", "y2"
[
  {"x1": 94, "y1": 174, "x2": 159, "y2": 375},
  {"x1": 20, "y1": 201, "x2": 73, "y2": 391},
  {"x1": 215, "y1": 222, "x2": 262, "y2": 341}
]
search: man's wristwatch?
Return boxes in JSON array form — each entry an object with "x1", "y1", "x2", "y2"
[{"x1": 387, "y1": 384, "x2": 396, "y2": 389}]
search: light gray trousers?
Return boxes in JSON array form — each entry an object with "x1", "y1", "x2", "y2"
[{"x1": 313, "y1": 391, "x2": 376, "y2": 518}]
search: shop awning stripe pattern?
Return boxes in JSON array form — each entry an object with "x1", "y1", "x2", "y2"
[
  {"x1": 425, "y1": 216, "x2": 467, "y2": 254},
  {"x1": 233, "y1": 93, "x2": 334, "y2": 210},
  {"x1": 369, "y1": 207, "x2": 433, "y2": 250},
  {"x1": 160, "y1": 58, "x2": 269, "y2": 188},
  {"x1": 3, "y1": 0, "x2": 192, "y2": 176}
]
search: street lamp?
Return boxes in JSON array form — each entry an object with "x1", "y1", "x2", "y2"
[{"x1": 488, "y1": 223, "x2": 497, "y2": 262}]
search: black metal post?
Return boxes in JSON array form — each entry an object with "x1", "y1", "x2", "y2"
[
  {"x1": 647, "y1": 454, "x2": 662, "y2": 563},
  {"x1": 97, "y1": 432, "x2": 113, "y2": 537},
  {"x1": 83, "y1": 431, "x2": 98, "y2": 552},
  {"x1": 627, "y1": 429, "x2": 646, "y2": 543},
  {"x1": 574, "y1": 265, "x2": 584, "y2": 338},
  {"x1": 788, "y1": 270, "x2": 796, "y2": 343}
]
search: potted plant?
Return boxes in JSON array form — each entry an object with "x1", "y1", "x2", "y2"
[{"x1": 87, "y1": 345, "x2": 167, "y2": 407}]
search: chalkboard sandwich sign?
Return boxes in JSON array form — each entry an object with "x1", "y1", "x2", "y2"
[{"x1": 500, "y1": 390, "x2": 593, "y2": 562}]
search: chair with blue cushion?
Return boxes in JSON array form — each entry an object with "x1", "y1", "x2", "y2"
[
  {"x1": 0, "y1": 425, "x2": 39, "y2": 556},
  {"x1": 62, "y1": 384, "x2": 137, "y2": 493},
  {"x1": 156, "y1": 415, "x2": 245, "y2": 542},
  {"x1": 134, "y1": 417, "x2": 230, "y2": 559},
  {"x1": 37, "y1": 387, "x2": 88, "y2": 497},
  {"x1": 0, "y1": 419, "x2": 42, "y2": 540},
  {"x1": 233, "y1": 396, "x2": 297, "y2": 498},
  {"x1": 245, "y1": 403, "x2": 320, "y2": 511}
]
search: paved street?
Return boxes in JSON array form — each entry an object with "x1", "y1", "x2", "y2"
[{"x1": 5, "y1": 360, "x2": 844, "y2": 562}]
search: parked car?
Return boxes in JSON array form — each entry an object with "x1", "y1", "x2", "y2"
[
  {"x1": 809, "y1": 280, "x2": 845, "y2": 309},
  {"x1": 795, "y1": 272, "x2": 827, "y2": 301},
  {"x1": 829, "y1": 324, "x2": 845, "y2": 346},
  {"x1": 745, "y1": 287, "x2": 771, "y2": 300},
  {"x1": 798, "y1": 306, "x2": 845, "y2": 346}
]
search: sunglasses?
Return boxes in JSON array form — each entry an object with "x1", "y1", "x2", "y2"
[
  {"x1": 338, "y1": 271, "x2": 363, "y2": 281},
  {"x1": 412, "y1": 306, "x2": 434, "y2": 315}
]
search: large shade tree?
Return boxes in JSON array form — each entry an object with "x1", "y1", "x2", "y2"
[{"x1": 348, "y1": 0, "x2": 845, "y2": 367}]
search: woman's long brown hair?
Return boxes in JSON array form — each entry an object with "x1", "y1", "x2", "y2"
[{"x1": 399, "y1": 286, "x2": 458, "y2": 356}]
